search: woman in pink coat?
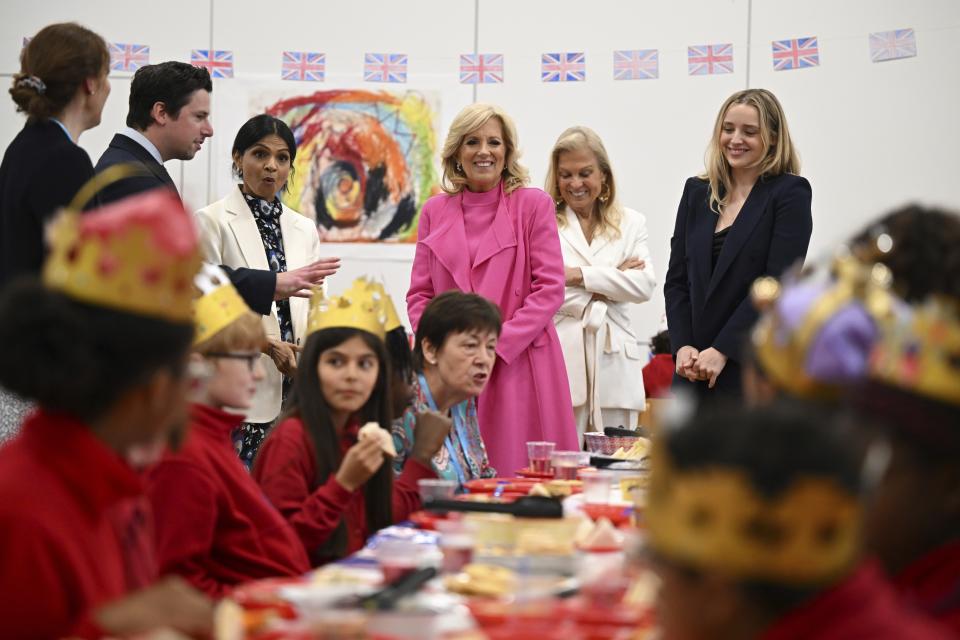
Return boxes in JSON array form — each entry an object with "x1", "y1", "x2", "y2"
[{"x1": 407, "y1": 103, "x2": 578, "y2": 474}]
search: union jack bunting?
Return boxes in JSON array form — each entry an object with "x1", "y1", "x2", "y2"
[
  {"x1": 869, "y1": 28, "x2": 917, "y2": 63},
  {"x1": 364, "y1": 53, "x2": 407, "y2": 83},
  {"x1": 282, "y1": 51, "x2": 325, "y2": 81},
  {"x1": 109, "y1": 43, "x2": 150, "y2": 72},
  {"x1": 191, "y1": 49, "x2": 234, "y2": 78},
  {"x1": 613, "y1": 49, "x2": 659, "y2": 80},
  {"x1": 688, "y1": 43, "x2": 734, "y2": 76},
  {"x1": 772, "y1": 37, "x2": 819, "y2": 71},
  {"x1": 460, "y1": 53, "x2": 503, "y2": 84},
  {"x1": 541, "y1": 52, "x2": 586, "y2": 82}
]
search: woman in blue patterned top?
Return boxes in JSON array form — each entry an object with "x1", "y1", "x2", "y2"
[{"x1": 392, "y1": 291, "x2": 500, "y2": 484}]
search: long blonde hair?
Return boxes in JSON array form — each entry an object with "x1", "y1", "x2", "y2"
[
  {"x1": 702, "y1": 89, "x2": 800, "y2": 213},
  {"x1": 440, "y1": 103, "x2": 529, "y2": 195},
  {"x1": 545, "y1": 126, "x2": 622, "y2": 239}
]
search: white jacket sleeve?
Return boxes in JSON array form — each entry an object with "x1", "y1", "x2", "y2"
[{"x1": 580, "y1": 211, "x2": 657, "y2": 303}]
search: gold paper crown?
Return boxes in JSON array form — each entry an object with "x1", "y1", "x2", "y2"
[
  {"x1": 43, "y1": 189, "x2": 202, "y2": 322},
  {"x1": 750, "y1": 256, "x2": 897, "y2": 399},
  {"x1": 306, "y1": 287, "x2": 387, "y2": 339},
  {"x1": 193, "y1": 264, "x2": 251, "y2": 345},
  {"x1": 344, "y1": 277, "x2": 402, "y2": 332},
  {"x1": 868, "y1": 296, "x2": 960, "y2": 407},
  {"x1": 645, "y1": 439, "x2": 861, "y2": 585}
]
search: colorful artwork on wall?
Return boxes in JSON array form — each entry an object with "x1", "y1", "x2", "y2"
[{"x1": 265, "y1": 89, "x2": 439, "y2": 242}]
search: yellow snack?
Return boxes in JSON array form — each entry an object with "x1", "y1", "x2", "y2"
[{"x1": 444, "y1": 563, "x2": 517, "y2": 597}]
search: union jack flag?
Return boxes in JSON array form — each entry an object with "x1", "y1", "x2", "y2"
[
  {"x1": 541, "y1": 52, "x2": 585, "y2": 82},
  {"x1": 460, "y1": 53, "x2": 503, "y2": 84},
  {"x1": 688, "y1": 43, "x2": 734, "y2": 76},
  {"x1": 869, "y1": 28, "x2": 917, "y2": 63},
  {"x1": 191, "y1": 49, "x2": 234, "y2": 79},
  {"x1": 364, "y1": 53, "x2": 407, "y2": 83},
  {"x1": 772, "y1": 37, "x2": 819, "y2": 71},
  {"x1": 109, "y1": 43, "x2": 150, "y2": 72},
  {"x1": 613, "y1": 49, "x2": 658, "y2": 80},
  {"x1": 282, "y1": 51, "x2": 325, "y2": 81}
]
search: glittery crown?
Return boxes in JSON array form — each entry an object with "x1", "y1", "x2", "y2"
[
  {"x1": 306, "y1": 285, "x2": 387, "y2": 339},
  {"x1": 868, "y1": 296, "x2": 960, "y2": 407},
  {"x1": 645, "y1": 439, "x2": 861, "y2": 585},
  {"x1": 43, "y1": 189, "x2": 202, "y2": 322},
  {"x1": 750, "y1": 256, "x2": 899, "y2": 399},
  {"x1": 344, "y1": 277, "x2": 402, "y2": 332},
  {"x1": 193, "y1": 264, "x2": 251, "y2": 345}
]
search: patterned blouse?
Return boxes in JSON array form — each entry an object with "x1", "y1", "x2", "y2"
[
  {"x1": 242, "y1": 189, "x2": 293, "y2": 345},
  {"x1": 391, "y1": 374, "x2": 496, "y2": 485}
]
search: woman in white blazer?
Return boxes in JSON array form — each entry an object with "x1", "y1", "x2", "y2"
[
  {"x1": 196, "y1": 114, "x2": 324, "y2": 466},
  {"x1": 546, "y1": 127, "x2": 657, "y2": 442}
]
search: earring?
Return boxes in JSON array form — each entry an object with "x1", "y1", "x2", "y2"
[
  {"x1": 554, "y1": 198, "x2": 564, "y2": 208},
  {"x1": 455, "y1": 162, "x2": 462, "y2": 173},
  {"x1": 598, "y1": 184, "x2": 610, "y2": 204},
  {"x1": 236, "y1": 167, "x2": 243, "y2": 179}
]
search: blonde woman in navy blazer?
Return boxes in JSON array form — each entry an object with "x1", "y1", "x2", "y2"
[{"x1": 664, "y1": 89, "x2": 812, "y2": 401}]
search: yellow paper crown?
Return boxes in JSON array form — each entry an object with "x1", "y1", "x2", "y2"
[
  {"x1": 645, "y1": 439, "x2": 861, "y2": 585},
  {"x1": 868, "y1": 296, "x2": 960, "y2": 407},
  {"x1": 43, "y1": 189, "x2": 202, "y2": 322},
  {"x1": 751, "y1": 256, "x2": 897, "y2": 399},
  {"x1": 193, "y1": 264, "x2": 251, "y2": 345},
  {"x1": 344, "y1": 277, "x2": 402, "y2": 332},
  {"x1": 306, "y1": 287, "x2": 387, "y2": 339}
]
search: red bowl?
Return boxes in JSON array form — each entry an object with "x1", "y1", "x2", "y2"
[{"x1": 582, "y1": 503, "x2": 633, "y2": 526}]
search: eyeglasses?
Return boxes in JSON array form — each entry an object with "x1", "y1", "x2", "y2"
[{"x1": 206, "y1": 352, "x2": 260, "y2": 372}]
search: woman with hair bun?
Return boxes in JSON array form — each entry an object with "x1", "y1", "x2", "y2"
[
  {"x1": 0, "y1": 22, "x2": 111, "y2": 285},
  {"x1": 0, "y1": 22, "x2": 112, "y2": 440}
]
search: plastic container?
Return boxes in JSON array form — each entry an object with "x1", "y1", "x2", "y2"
[{"x1": 526, "y1": 441, "x2": 556, "y2": 475}]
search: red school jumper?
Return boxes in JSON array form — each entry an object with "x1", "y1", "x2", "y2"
[
  {"x1": 253, "y1": 415, "x2": 435, "y2": 566},
  {"x1": 761, "y1": 561, "x2": 953, "y2": 640},
  {"x1": 0, "y1": 410, "x2": 156, "y2": 639},
  {"x1": 145, "y1": 403, "x2": 310, "y2": 597},
  {"x1": 893, "y1": 540, "x2": 960, "y2": 634}
]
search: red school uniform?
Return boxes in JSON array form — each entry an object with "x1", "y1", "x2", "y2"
[
  {"x1": 761, "y1": 561, "x2": 953, "y2": 640},
  {"x1": 252, "y1": 415, "x2": 435, "y2": 566},
  {"x1": 642, "y1": 353, "x2": 675, "y2": 399},
  {"x1": 144, "y1": 403, "x2": 310, "y2": 597},
  {"x1": 893, "y1": 540, "x2": 960, "y2": 634},
  {"x1": 0, "y1": 410, "x2": 156, "y2": 639}
]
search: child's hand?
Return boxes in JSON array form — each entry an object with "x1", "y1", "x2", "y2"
[
  {"x1": 93, "y1": 576, "x2": 213, "y2": 637},
  {"x1": 266, "y1": 338, "x2": 299, "y2": 376},
  {"x1": 411, "y1": 410, "x2": 453, "y2": 465},
  {"x1": 335, "y1": 437, "x2": 385, "y2": 491}
]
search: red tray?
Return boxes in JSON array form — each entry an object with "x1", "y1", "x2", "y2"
[
  {"x1": 516, "y1": 467, "x2": 555, "y2": 479},
  {"x1": 464, "y1": 477, "x2": 540, "y2": 493}
]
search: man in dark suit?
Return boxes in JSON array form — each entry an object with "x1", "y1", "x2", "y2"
[{"x1": 95, "y1": 62, "x2": 337, "y2": 315}]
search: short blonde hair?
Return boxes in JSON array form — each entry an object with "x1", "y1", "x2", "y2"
[
  {"x1": 703, "y1": 89, "x2": 800, "y2": 214},
  {"x1": 545, "y1": 126, "x2": 622, "y2": 239},
  {"x1": 194, "y1": 311, "x2": 267, "y2": 355},
  {"x1": 440, "y1": 103, "x2": 529, "y2": 195}
]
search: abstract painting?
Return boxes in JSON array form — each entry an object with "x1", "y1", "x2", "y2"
[{"x1": 266, "y1": 90, "x2": 439, "y2": 242}]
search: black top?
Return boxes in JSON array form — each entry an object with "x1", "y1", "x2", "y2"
[
  {"x1": 94, "y1": 133, "x2": 277, "y2": 316},
  {"x1": 712, "y1": 226, "x2": 731, "y2": 272},
  {"x1": 0, "y1": 120, "x2": 95, "y2": 286}
]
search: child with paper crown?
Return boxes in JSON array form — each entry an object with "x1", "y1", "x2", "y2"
[
  {"x1": 645, "y1": 402, "x2": 951, "y2": 640},
  {"x1": 253, "y1": 283, "x2": 450, "y2": 565},
  {"x1": 0, "y1": 190, "x2": 213, "y2": 638},
  {"x1": 144, "y1": 264, "x2": 311, "y2": 597}
]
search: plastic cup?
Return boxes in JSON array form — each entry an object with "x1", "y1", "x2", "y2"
[
  {"x1": 435, "y1": 520, "x2": 475, "y2": 574},
  {"x1": 551, "y1": 450, "x2": 590, "y2": 480},
  {"x1": 375, "y1": 539, "x2": 425, "y2": 584},
  {"x1": 526, "y1": 441, "x2": 556, "y2": 474},
  {"x1": 581, "y1": 469, "x2": 614, "y2": 504},
  {"x1": 418, "y1": 478, "x2": 457, "y2": 503}
]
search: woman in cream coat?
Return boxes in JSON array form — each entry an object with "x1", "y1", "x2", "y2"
[
  {"x1": 547, "y1": 127, "x2": 657, "y2": 441},
  {"x1": 196, "y1": 115, "x2": 325, "y2": 465}
]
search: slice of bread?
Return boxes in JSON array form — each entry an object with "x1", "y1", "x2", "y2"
[{"x1": 358, "y1": 421, "x2": 397, "y2": 457}]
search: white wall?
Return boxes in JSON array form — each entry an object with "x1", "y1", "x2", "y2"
[{"x1": 3, "y1": 0, "x2": 959, "y2": 339}]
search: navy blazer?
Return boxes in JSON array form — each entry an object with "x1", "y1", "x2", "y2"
[
  {"x1": 94, "y1": 133, "x2": 276, "y2": 315},
  {"x1": 664, "y1": 174, "x2": 812, "y2": 391}
]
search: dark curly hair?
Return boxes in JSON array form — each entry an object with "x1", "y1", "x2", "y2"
[{"x1": 851, "y1": 204, "x2": 960, "y2": 303}]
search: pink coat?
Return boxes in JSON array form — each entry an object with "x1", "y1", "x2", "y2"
[{"x1": 407, "y1": 185, "x2": 578, "y2": 474}]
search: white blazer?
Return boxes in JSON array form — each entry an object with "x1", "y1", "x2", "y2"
[
  {"x1": 195, "y1": 185, "x2": 322, "y2": 423},
  {"x1": 553, "y1": 206, "x2": 657, "y2": 427}
]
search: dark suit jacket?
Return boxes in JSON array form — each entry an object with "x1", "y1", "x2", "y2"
[
  {"x1": 94, "y1": 133, "x2": 275, "y2": 315},
  {"x1": 0, "y1": 120, "x2": 95, "y2": 286},
  {"x1": 664, "y1": 173, "x2": 813, "y2": 396}
]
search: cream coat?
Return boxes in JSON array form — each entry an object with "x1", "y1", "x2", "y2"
[
  {"x1": 554, "y1": 206, "x2": 657, "y2": 431},
  {"x1": 195, "y1": 186, "x2": 322, "y2": 423}
]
